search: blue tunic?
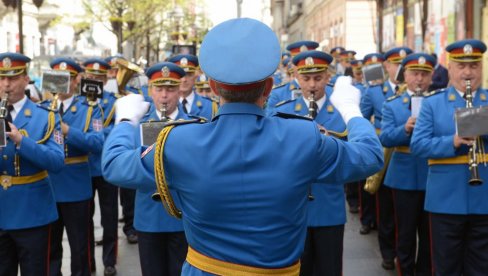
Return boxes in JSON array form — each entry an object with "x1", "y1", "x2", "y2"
[
  {"x1": 360, "y1": 82, "x2": 395, "y2": 130},
  {"x1": 102, "y1": 103, "x2": 383, "y2": 272},
  {"x1": 0, "y1": 99, "x2": 64, "y2": 230},
  {"x1": 410, "y1": 86, "x2": 488, "y2": 214},
  {"x1": 274, "y1": 89, "x2": 347, "y2": 227},
  {"x1": 380, "y1": 92, "x2": 428, "y2": 190},
  {"x1": 45, "y1": 98, "x2": 104, "y2": 202},
  {"x1": 266, "y1": 79, "x2": 300, "y2": 115}
]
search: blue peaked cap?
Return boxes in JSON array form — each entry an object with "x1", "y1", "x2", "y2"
[{"x1": 199, "y1": 18, "x2": 281, "y2": 85}]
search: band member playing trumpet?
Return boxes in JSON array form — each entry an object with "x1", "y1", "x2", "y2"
[
  {"x1": 410, "y1": 39, "x2": 488, "y2": 275},
  {"x1": 380, "y1": 53, "x2": 436, "y2": 275},
  {"x1": 0, "y1": 53, "x2": 64, "y2": 276},
  {"x1": 274, "y1": 50, "x2": 348, "y2": 276}
]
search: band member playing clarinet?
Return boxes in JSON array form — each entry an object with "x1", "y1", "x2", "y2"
[{"x1": 411, "y1": 39, "x2": 488, "y2": 275}]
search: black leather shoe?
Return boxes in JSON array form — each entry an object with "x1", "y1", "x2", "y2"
[
  {"x1": 104, "y1": 266, "x2": 117, "y2": 276},
  {"x1": 381, "y1": 259, "x2": 395, "y2": 270},
  {"x1": 127, "y1": 233, "x2": 138, "y2": 244},
  {"x1": 359, "y1": 224, "x2": 371, "y2": 235},
  {"x1": 349, "y1": 206, "x2": 359, "y2": 214}
]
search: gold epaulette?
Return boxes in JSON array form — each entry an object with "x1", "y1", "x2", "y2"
[
  {"x1": 386, "y1": 94, "x2": 401, "y2": 102},
  {"x1": 327, "y1": 129, "x2": 348, "y2": 138},
  {"x1": 274, "y1": 99, "x2": 294, "y2": 108},
  {"x1": 424, "y1": 89, "x2": 446, "y2": 98},
  {"x1": 274, "y1": 111, "x2": 312, "y2": 121}
]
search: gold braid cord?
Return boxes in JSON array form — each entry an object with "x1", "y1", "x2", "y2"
[
  {"x1": 104, "y1": 105, "x2": 115, "y2": 127},
  {"x1": 83, "y1": 106, "x2": 93, "y2": 133},
  {"x1": 154, "y1": 125, "x2": 182, "y2": 219},
  {"x1": 18, "y1": 111, "x2": 55, "y2": 144}
]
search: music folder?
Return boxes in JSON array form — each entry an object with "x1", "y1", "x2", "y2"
[
  {"x1": 455, "y1": 106, "x2": 488, "y2": 137},
  {"x1": 80, "y1": 79, "x2": 103, "y2": 99},
  {"x1": 41, "y1": 70, "x2": 70, "y2": 95},
  {"x1": 140, "y1": 121, "x2": 168, "y2": 146},
  {"x1": 362, "y1": 63, "x2": 385, "y2": 85}
]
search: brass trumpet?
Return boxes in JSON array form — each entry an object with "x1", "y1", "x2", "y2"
[
  {"x1": 115, "y1": 59, "x2": 144, "y2": 95},
  {"x1": 464, "y1": 79, "x2": 483, "y2": 186},
  {"x1": 160, "y1": 103, "x2": 171, "y2": 122}
]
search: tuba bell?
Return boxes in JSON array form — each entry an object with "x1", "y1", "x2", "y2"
[{"x1": 115, "y1": 59, "x2": 144, "y2": 95}]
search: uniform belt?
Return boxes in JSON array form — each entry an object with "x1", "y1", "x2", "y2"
[
  {"x1": 64, "y1": 155, "x2": 89, "y2": 165},
  {"x1": 394, "y1": 146, "x2": 411, "y2": 153},
  {"x1": 186, "y1": 246, "x2": 300, "y2": 276},
  {"x1": 1, "y1": 170, "x2": 49, "y2": 190},
  {"x1": 428, "y1": 154, "x2": 488, "y2": 165},
  {"x1": 375, "y1": 128, "x2": 381, "y2": 135}
]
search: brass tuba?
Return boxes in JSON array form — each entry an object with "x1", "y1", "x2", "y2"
[{"x1": 115, "y1": 59, "x2": 144, "y2": 95}]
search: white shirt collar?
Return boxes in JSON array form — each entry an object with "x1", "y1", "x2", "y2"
[
  {"x1": 303, "y1": 93, "x2": 326, "y2": 112},
  {"x1": 10, "y1": 96, "x2": 28, "y2": 121},
  {"x1": 181, "y1": 90, "x2": 195, "y2": 108},
  {"x1": 58, "y1": 95, "x2": 74, "y2": 113},
  {"x1": 388, "y1": 80, "x2": 397, "y2": 92}
]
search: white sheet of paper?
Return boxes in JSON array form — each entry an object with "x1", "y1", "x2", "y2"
[{"x1": 411, "y1": 96, "x2": 423, "y2": 118}]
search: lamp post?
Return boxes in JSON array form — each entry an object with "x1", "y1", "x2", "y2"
[{"x1": 236, "y1": 0, "x2": 243, "y2": 18}]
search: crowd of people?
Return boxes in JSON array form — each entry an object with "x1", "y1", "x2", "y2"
[{"x1": 0, "y1": 16, "x2": 486, "y2": 276}]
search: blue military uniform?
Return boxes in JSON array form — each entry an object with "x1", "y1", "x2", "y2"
[
  {"x1": 411, "y1": 40, "x2": 488, "y2": 275},
  {"x1": 0, "y1": 53, "x2": 65, "y2": 276},
  {"x1": 361, "y1": 47, "x2": 412, "y2": 269},
  {"x1": 102, "y1": 18, "x2": 383, "y2": 276},
  {"x1": 380, "y1": 52, "x2": 436, "y2": 275},
  {"x1": 46, "y1": 58, "x2": 104, "y2": 276},
  {"x1": 275, "y1": 50, "x2": 347, "y2": 276}
]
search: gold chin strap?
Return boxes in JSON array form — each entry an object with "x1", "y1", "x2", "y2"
[{"x1": 154, "y1": 124, "x2": 182, "y2": 218}]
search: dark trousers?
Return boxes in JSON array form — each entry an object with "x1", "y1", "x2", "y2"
[
  {"x1": 300, "y1": 225, "x2": 344, "y2": 276},
  {"x1": 0, "y1": 225, "x2": 51, "y2": 276},
  {"x1": 377, "y1": 184, "x2": 396, "y2": 261},
  {"x1": 120, "y1": 187, "x2": 136, "y2": 236},
  {"x1": 359, "y1": 179, "x2": 376, "y2": 227},
  {"x1": 392, "y1": 189, "x2": 431, "y2": 276},
  {"x1": 430, "y1": 213, "x2": 488, "y2": 276},
  {"x1": 345, "y1": 181, "x2": 359, "y2": 209},
  {"x1": 49, "y1": 200, "x2": 91, "y2": 276},
  {"x1": 137, "y1": 230, "x2": 188, "y2": 276},
  {"x1": 89, "y1": 176, "x2": 119, "y2": 268}
]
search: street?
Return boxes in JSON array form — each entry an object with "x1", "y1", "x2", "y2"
[{"x1": 61, "y1": 197, "x2": 396, "y2": 276}]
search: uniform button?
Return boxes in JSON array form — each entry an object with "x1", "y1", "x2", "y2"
[{"x1": 2, "y1": 155, "x2": 7, "y2": 160}]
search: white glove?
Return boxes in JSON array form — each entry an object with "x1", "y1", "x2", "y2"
[
  {"x1": 115, "y1": 94, "x2": 150, "y2": 125},
  {"x1": 330, "y1": 76, "x2": 362, "y2": 124}
]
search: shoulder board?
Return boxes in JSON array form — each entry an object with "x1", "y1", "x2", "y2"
[
  {"x1": 165, "y1": 118, "x2": 205, "y2": 127},
  {"x1": 424, "y1": 89, "x2": 446, "y2": 98},
  {"x1": 273, "y1": 112, "x2": 313, "y2": 121},
  {"x1": 187, "y1": 115, "x2": 208, "y2": 123},
  {"x1": 386, "y1": 94, "x2": 401, "y2": 102},
  {"x1": 272, "y1": 83, "x2": 287, "y2": 90},
  {"x1": 36, "y1": 103, "x2": 56, "y2": 113},
  {"x1": 274, "y1": 99, "x2": 294, "y2": 107}
]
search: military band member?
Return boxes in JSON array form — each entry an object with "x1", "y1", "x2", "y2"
[
  {"x1": 411, "y1": 39, "x2": 488, "y2": 275},
  {"x1": 330, "y1": 46, "x2": 346, "y2": 75},
  {"x1": 266, "y1": 40, "x2": 319, "y2": 114},
  {"x1": 360, "y1": 47, "x2": 413, "y2": 270},
  {"x1": 0, "y1": 52, "x2": 64, "y2": 276},
  {"x1": 102, "y1": 18, "x2": 383, "y2": 276},
  {"x1": 195, "y1": 73, "x2": 215, "y2": 100},
  {"x1": 46, "y1": 58, "x2": 104, "y2": 276},
  {"x1": 82, "y1": 58, "x2": 119, "y2": 276},
  {"x1": 380, "y1": 53, "x2": 435, "y2": 275},
  {"x1": 168, "y1": 54, "x2": 215, "y2": 120},
  {"x1": 124, "y1": 62, "x2": 190, "y2": 275},
  {"x1": 274, "y1": 50, "x2": 347, "y2": 276}
]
